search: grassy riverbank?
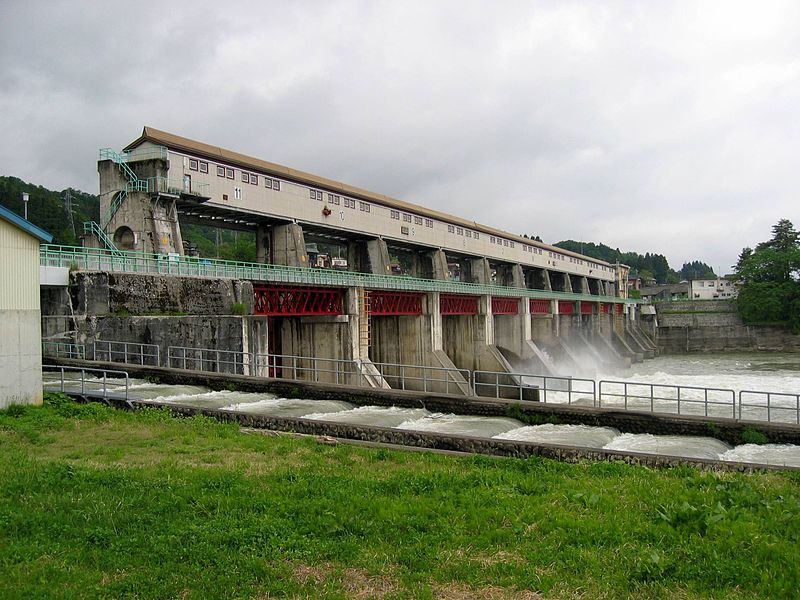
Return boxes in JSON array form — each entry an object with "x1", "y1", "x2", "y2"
[{"x1": 2, "y1": 394, "x2": 799, "y2": 599}]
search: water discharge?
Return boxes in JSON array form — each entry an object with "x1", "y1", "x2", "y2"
[{"x1": 41, "y1": 353, "x2": 800, "y2": 467}]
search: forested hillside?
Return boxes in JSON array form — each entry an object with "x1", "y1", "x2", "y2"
[
  {"x1": 555, "y1": 239, "x2": 716, "y2": 284},
  {"x1": 0, "y1": 176, "x2": 98, "y2": 246}
]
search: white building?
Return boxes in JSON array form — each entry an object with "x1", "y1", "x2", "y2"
[
  {"x1": 690, "y1": 278, "x2": 739, "y2": 300},
  {"x1": 0, "y1": 203, "x2": 52, "y2": 408}
]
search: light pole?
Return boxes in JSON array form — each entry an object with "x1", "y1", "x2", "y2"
[{"x1": 21, "y1": 192, "x2": 29, "y2": 220}]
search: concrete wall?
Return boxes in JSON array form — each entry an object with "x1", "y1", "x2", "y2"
[{"x1": 654, "y1": 300, "x2": 800, "y2": 353}]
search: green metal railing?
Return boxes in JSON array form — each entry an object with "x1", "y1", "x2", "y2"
[
  {"x1": 81, "y1": 223, "x2": 121, "y2": 256},
  {"x1": 145, "y1": 176, "x2": 210, "y2": 198},
  {"x1": 41, "y1": 244, "x2": 641, "y2": 304}
]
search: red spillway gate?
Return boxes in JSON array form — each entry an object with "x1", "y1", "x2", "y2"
[
  {"x1": 530, "y1": 299, "x2": 551, "y2": 314},
  {"x1": 253, "y1": 286, "x2": 344, "y2": 316},
  {"x1": 558, "y1": 300, "x2": 575, "y2": 315},
  {"x1": 491, "y1": 296, "x2": 519, "y2": 315},
  {"x1": 440, "y1": 294, "x2": 479, "y2": 315},
  {"x1": 368, "y1": 291, "x2": 423, "y2": 315},
  {"x1": 580, "y1": 301, "x2": 594, "y2": 315}
]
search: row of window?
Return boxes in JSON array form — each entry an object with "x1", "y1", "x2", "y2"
[
  {"x1": 208, "y1": 162, "x2": 282, "y2": 191},
  {"x1": 188, "y1": 154, "x2": 611, "y2": 272},
  {"x1": 392, "y1": 210, "x2": 434, "y2": 228},
  {"x1": 523, "y1": 245, "x2": 544, "y2": 255}
]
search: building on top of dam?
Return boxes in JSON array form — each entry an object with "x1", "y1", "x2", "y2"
[{"x1": 92, "y1": 126, "x2": 628, "y2": 298}]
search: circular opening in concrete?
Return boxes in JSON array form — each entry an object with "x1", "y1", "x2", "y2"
[{"x1": 113, "y1": 226, "x2": 136, "y2": 250}]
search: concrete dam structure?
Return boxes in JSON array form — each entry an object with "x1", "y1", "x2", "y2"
[{"x1": 42, "y1": 127, "x2": 655, "y2": 395}]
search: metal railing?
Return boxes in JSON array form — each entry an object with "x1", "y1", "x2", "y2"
[
  {"x1": 145, "y1": 176, "x2": 210, "y2": 198},
  {"x1": 371, "y1": 361, "x2": 470, "y2": 394},
  {"x1": 43, "y1": 365, "x2": 130, "y2": 401},
  {"x1": 598, "y1": 380, "x2": 736, "y2": 419},
  {"x1": 474, "y1": 371, "x2": 596, "y2": 404},
  {"x1": 40, "y1": 339, "x2": 799, "y2": 424},
  {"x1": 40, "y1": 244, "x2": 636, "y2": 304},
  {"x1": 254, "y1": 353, "x2": 367, "y2": 386},
  {"x1": 167, "y1": 346, "x2": 254, "y2": 375},
  {"x1": 93, "y1": 341, "x2": 160, "y2": 367},
  {"x1": 739, "y1": 390, "x2": 800, "y2": 424},
  {"x1": 82, "y1": 222, "x2": 121, "y2": 254},
  {"x1": 42, "y1": 341, "x2": 86, "y2": 360}
]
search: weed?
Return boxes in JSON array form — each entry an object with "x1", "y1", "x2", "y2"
[
  {"x1": 740, "y1": 428, "x2": 769, "y2": 445},
  {"x1": 232, "y1": 302, "x2": 247, "y2": 315}
]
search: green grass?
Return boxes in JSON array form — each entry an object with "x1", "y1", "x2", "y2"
[{"x1": 1, "y1": 394, "x2": 799, "y2": 599}]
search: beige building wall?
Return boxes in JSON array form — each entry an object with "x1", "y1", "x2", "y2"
[{"x1": 0, "y1": 218, "x2": 43, "y2": 408}]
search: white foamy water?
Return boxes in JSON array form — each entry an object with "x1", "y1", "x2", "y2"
[
  {"x1": 221, "y1": 397, "x2": 354, "y2": 418},
  {"x1": 303, "y1": 405, "x2": 430, "y2": 427},
  {"x1": 604, "y1": 433, "x2": 732, "y2": 460},
  {"x1": 495, "y1": 424, "x2": 620, "y2": 448},
  {"x1": 396, "y1": 413, "x2": 523, "y2": 437},
  {"x1": 719, "y1": 444, "x2": 800, "y2": 468}
]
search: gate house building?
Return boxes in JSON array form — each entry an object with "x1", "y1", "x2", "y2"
[
  {"x1": 96, "y1": 127, "x2": 622, "y2": 297},
  {"x1": 0, "y1": 203, "x2": 52, "y2": 408}
]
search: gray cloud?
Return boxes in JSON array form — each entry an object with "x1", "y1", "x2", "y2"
[{"x1": 2, "y1": 0, "x2": 798, "y2": 273}]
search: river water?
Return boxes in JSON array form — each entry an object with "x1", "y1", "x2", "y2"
[{"x1": 42, "y1": 352, "x2": 800, "y2": 468}]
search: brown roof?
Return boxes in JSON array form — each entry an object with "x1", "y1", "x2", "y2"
[{"x1": 126, "y1": 126, "x2": 612, "y2": 267}]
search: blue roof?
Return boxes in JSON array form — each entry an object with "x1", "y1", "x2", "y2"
[{"x1": 0, "y1": 202, "x2": 53, "y2": 243}]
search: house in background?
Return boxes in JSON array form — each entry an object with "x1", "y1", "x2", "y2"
[
  {"x1": 0, "y1": 203, "x2": 53, "y2": 408},
  {"x1": 690, "y1": 278, "x2": 739, "y2": 300}
]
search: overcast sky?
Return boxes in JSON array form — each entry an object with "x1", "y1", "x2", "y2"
[{"x1": 1, "y1": 1, "x2": 798, "y2": 273}]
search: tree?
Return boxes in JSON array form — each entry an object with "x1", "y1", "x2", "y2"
[
  {"x1": 733, "y1": 219, "x2": 800, "y2": 332},
  {"x1": 680, "y1": 261, "x2": 716, "y2": 281}
]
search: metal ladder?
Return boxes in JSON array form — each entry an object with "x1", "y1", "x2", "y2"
[
  {"x1": 99, "y1": 148, "x2": 149, "y2": 228},
  {"x1": 359, "y1": 290, "x2": 371, "y2": 351}
]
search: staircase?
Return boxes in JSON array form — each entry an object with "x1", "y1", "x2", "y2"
[
  {"x1": 98, "y1": 148, "x2": 150, "y2": 228},
  {"x1": 82, "y1": 221, "x2": 121, "y2": 256}
]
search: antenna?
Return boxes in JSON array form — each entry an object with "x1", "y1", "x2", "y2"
[{"x1": 63, "y1": 190, "x2": 76, "y2": 238}]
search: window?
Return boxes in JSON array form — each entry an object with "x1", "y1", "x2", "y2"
[
  {"x1": 401, "y1": 226, "x2": 409, "y2": 235},
  {"x1": 414, "y1": 216, "x2": 423, "y2": 225},
  {"x1": 199, "y1": 162, "x2": 208, "y2": 173},
  {"x1": 265, "y1": 178, "x2": 272, "y2": 189},
  {"x1": 217, "y1": 166, "x2": 225, "y2": 177},
  {"x1": 189, "y1": 159, "x2": 198, "y2": 171},
  {"x1": 465, "y1": 230, "x2": 472, "y2": 238},
  {"x1": 310, "y1": 190, "x2": 323, "y2": 201},
  {"x1": 474, "y1": 232, "x2": 479, "y2": 240},
  {"x1": 490, "y1": 236, "x2": 496, "y2": 243},
  {"x1": 226, "y1": 167, "x2": 234, "y2": 179},
  {"x1": 344, "y1": 198, "x2": 355, "y2": 209},
  {"x1": 510, "y1": 241, "x2": 514, "y2": 248},
  {"x1": 242, "y1": 172, "x2": 249, "y2": 183},
  {"x1": 249, "y1": 174, "x2": 258, "y2": 185},
  {"x1": 359, "y1": 202, "x2": 370, "y2": 212},
  {"x1": 448, "y1": 225, "x2": 455, "y2": 233},
  {"x1": 403, "y1": 213, "x2": 412, "y2": 222},
  {"x1": 273, "y1": 180, "x2": 280, "y2": 191},
  {"x1": 425, "y1": 219, "x2": 433, "y2": 228},
  {"x1": 327, "y1": 193, "x2": 340, "y2": 205},
  {"x1": 391, "y1": 210, "x2": 400, "y2": 220},
  {"x1": 456, "y1": 227, "x2": 463, "y2": 235},
  {"x1": 503, "y1": 239, "x2": 509, "y2": 247}
]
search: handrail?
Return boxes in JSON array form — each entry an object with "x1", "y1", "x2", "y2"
[
  {"x1": 739, "y1": 390, "x2": 800, "y2": 424},
  {"x1": 93, "y1": 341, "x2": 160, "y2": 367},
  {"x1": 43, "y1": 364, "x2": 130, "y2": 401},
  {"x1": 474, "y1": 370, "x2": 596, "y2": 404},
  {"x1": 42, "y1": 341, "x2": 87, "y2": 360},
  {"x1": 40, "y1": 244, "x2": 638, "y2": 304},
  {"x1": 599, "y1": 380, "x2": 736, "y2": 419},
  {"x1": 81, "y1": 222, "x2": 121, "y2": 255}
]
